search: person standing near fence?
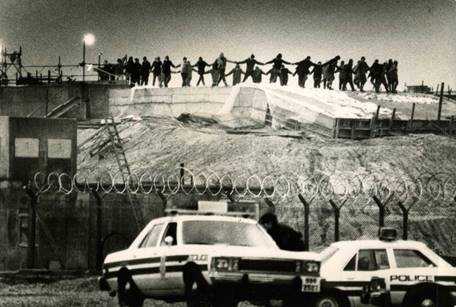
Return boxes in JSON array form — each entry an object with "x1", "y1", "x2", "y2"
[
  {"x1": 140, "y1": 56, "x2": 151, "y2": 86},
  {"x1": 236, "y1": 54, "x2": 264, "y2": 82},
  {"x1": 322, "y1": 55, "x2": 340, "y2": 90},
  {"x1": 336, "y1": 60, "x2": 345, "y2": 90},
  {"x1": 125, "y1": 57, "x2": 135, "y2": 86},
  {"x1": 194, "y1": 57, "x2": 210, "y2": 86},
  {"x1": 353, "y1": 57, "x2": 370, "y2": 92},
  {"x1": 214, "y1": 53, "x2": 233, "y2": 86},
  {"x1": 115, "y1": 57, "x2": 126, "y2": 80},
  {"x1": 341, "y1": 59, "x2": 355, "y2": 91},
  {"x1": 225, "y1": 63, "x2": 245, "y2": 86},
  {"x1": 252, "y1": 65, "x2": 267, "y2": 83},
  {"x1": 180, "y1": 57, "x2": 193, "y2": 87},
  {"x1": 293, "y1": 56, "x2": 314, "y2": 88},
  {"x1": 387, "y1": 60, "x2": 399, "y2": 93},
  {"x1": 259, "y1": 212, "x2": 305, "y2": 251},
  {"x1": 151, "y1": 57, "x2": 163, "y2": 87},
  {"x1": 132, "y1": 58, "x2": 141, "y2": 86},
  {"x1": 309, "y1": 61, "x2": 323, "y2": 88},
  {"x1": 279, "y1": 65, "x2": 293, "y2": 86},
  {"x1": 162, "y1": 56, "x2": 180, "y2": 87}
]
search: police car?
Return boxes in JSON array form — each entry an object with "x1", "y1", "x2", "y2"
[
  {"x1": 99, "y1": 202, "x2": 322, "y2": 307},
  {"x1": 315, "y1": 228, "x2": 456, "y2": 307}
]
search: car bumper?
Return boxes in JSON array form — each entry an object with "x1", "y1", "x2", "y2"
[{"x1": 209, "y1": 272, "x2": 320, "y2": 300}]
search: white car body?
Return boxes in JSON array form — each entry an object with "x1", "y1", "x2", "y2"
[
  {"x1": 101, "y1": 214, "x2": 321, "y2": 302},
  {"x1": 318, "y1": 239, "x2": 456, "y2": 306}
]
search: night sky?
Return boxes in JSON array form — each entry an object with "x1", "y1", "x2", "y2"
[{"x1": 1, "y1": 0, "x2": 455, "y2": 88}]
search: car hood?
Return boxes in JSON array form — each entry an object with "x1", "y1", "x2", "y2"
[{"x1": 179, "y1": 245, "x2": 320, "y2": 261}]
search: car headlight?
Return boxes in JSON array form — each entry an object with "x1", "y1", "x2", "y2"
[
  {"x1": 303, "y1": 261, "x2": 320, "y2": 273},
  {"x1": 211, "y1": 257, "x2": 239, "y2": 272}
]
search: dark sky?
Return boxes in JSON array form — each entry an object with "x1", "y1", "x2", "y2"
[{"x1": 1, "y1": 0, "x2": 455, "y2": 87}]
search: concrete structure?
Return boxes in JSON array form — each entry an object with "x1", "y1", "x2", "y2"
[
  {"x1": 0, "y1": 82, "x2": 127, "y2": 120},
  {"x1": 0, "y1": 116, "x2": 77, "y2": 182},
  {"x1": 406, "y1": 85, "x2": 432, "y2": 94}
]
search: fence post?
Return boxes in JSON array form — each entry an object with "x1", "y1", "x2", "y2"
[
  {"x1": 329, "y1": 199, "x2": 340, "y2": 242},
  {"x1": 179, "y1": 162, "x2": 185, "y2": 184},
  {"x1": 91, "y1": 190, "x2": 103, "y2": 272},
  {"x1": 372, "y1": 195, "x2": 385, "y2": 227},
  {"x1": 438, "y1": 82, "x2": 444, "y2": 121},
  {"x1": 397, "y1": 202, "x2": 409, "y2": 240},
  {"x1": 298, "y1": 193, "x2": 310, "y2": 251},
  {"x1": 24, "y1": 186, "x2": 38, "y2": 269}
]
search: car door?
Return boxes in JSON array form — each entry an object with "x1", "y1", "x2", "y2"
[
  {"x1": 130, "y1": 222, "x2": 165, "y2": 296},
  {"x1": 338, "y1": 248, "x2": 391, "y2": 306},
  {"x1": 155, "y1": 221, "x2": 188, "y2": 297},
  {"x1": 388, "y1": 248, "x2": 438, "y2": 306}
]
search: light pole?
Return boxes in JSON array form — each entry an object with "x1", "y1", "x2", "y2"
[
  {"x1": 82, "y1": 33, "x2": 95, "y2": 82},
  {"x1": 97, "y1": 52, "x2": 103, "y2": 81}
]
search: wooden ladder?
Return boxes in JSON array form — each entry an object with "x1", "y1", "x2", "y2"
[{"x1": 103, "y1": 117, "x2": 143, "y2": 230}]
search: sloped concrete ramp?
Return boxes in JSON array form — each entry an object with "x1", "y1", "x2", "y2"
[{"x1": 108, "y1": 84, "x2": 391, "y2": 130}]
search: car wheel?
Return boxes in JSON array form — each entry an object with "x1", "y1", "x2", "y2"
[
  {"x1": 117, "y1": 267, "x2": 145, "y2": 307},
  {"x1": 183, "y1": 263, "x2": 212, "y2": 307},
  {"x1": 314, "y1": 294, "x2": 347, "y2": 307},
  {"x1": 403, "y1": 288, "x2": 451, "y2": 307}
]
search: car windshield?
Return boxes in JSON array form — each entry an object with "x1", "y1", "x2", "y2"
[{"x1": 182, "y1": 220, "x2": 276, "y2": 248}]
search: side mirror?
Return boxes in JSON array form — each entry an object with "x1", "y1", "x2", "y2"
[{"x1": 164, "y1": 236, "x2": 174, "y2": 246}]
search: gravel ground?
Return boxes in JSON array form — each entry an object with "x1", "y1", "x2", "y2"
[{"x1": 0, "y1": 277, "x2": 260, "y2": 307}]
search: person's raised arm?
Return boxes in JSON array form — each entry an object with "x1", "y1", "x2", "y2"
[
  {"x1": 255, "y1": 60, "x2": 264, "y2": 65},
  {"x1": 322, "y1": 57, "x2": 336, "y2": 67},
  {"x1": 282, "y1": 59, "x2": 294, "y2": 65},
  {"x1": 237, "y1": 58, "x2": 248, "y2": 64},
  {"x1": 264, "y1": 59, "x2": 274, "y2": 65}
]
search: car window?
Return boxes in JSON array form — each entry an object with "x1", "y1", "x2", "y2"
[
  {"x1": 344, "y1": 254, "x2": 357, "y2": 271},
  {"x1": 182, "y1": 220, "x2": 276, "y2": 247},
  {"x1": 357, "y1": 249, "x2": 389, "y2": 271},
  {"x1": 161, "y1": 222, "x2": 177, "y2": 246},
  {"x1": 394, "y1": 249, "x2": 435, "y2": 268},
  {"x1": 139, "y1": 224, "x2": 163, "y2": 248}
]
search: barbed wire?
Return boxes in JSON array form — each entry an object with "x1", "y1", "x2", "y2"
[{"x1": 30, "y1": 169, "x2": 456, "y2": 208}]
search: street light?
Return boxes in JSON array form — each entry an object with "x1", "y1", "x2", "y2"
[{"x1": 82, "y1": 33, "x2": 95, "y2": 82}]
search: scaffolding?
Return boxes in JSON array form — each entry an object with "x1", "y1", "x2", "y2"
[{"x1": 0, "y1": 45, "x2": 101, "y2": 86}]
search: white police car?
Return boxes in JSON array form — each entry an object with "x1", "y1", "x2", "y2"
[
  {"x1": 315, "y1": 228, "x2": 456, "y2": 307},
  {"x1": 99, "y1": 206, "x2": 322, "y2": 307}
]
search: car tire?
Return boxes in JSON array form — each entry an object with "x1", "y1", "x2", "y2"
[
  {"x1": 117, "y1": 267, "x2": 145, "y2": 307},
  {"x1": 402, "y1": 287, "x2": 451, "y2": 307},
  {"x1": 184, "y1": 263, "x2": 212, "y2": 307},
  {"x1": 313, "y1": 294, "x2": 348, "y2": 307}
]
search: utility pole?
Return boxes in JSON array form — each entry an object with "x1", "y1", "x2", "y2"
[{"x1": 438, "y1": 82, "x2": 444, "y2": 121}]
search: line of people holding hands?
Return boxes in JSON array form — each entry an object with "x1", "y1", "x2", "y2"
[{"x1": 103, "y1": 53, "x2": 399, "y2": 93}]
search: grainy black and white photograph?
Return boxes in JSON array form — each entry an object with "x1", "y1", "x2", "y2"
[{"x1": 0, "y1": 0, "x2": 455, "y2": 306}]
